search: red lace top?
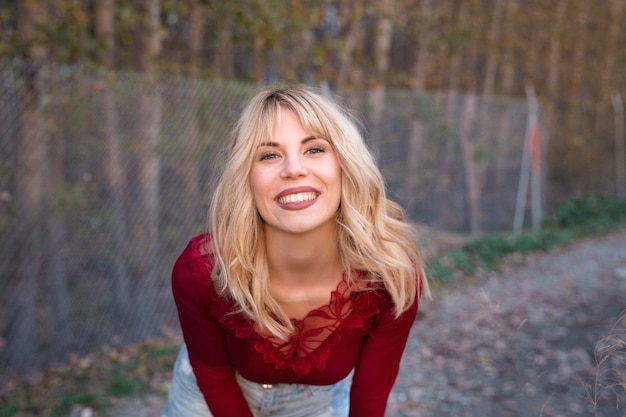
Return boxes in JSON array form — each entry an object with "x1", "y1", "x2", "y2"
[{"x1": 172, "y1": 234, "x2": 420, "y2": 417}]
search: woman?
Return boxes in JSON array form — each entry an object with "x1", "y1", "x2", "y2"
[{"x1": 163, "y1": 85, "x2": 430, "y2": 417}]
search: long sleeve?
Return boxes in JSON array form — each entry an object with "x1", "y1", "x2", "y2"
[
  {"x1": 171, "y1": 238, "x2": 254, "y2": 417},
  {"x1": 348, "y1": 294, "x2": 419, "y2": 417}
]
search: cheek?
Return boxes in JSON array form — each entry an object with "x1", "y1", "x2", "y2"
[
  {"x1": 249, "y1": 170, "x2": 270, "y2": 212},
  {"x1": 249, "y1": 167, "x2": 263, "y2": 194},
  {"x1": 330, "y1": 162, "x2": 342, "y2": 192},
  {"x1": 329, "y1": 168, "x2": 342, "y2": 208}
]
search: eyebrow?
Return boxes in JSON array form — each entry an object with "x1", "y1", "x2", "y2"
[{"x1": 258, "y1": 136, "x2": 328, "y2": 147}]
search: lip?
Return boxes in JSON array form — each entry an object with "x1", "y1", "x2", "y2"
[{"x1": 275, "y1": 186, "x2": 320, "y2": 210}]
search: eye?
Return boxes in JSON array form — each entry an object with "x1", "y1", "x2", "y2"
[
  {"x1": 305, "y1": 146, "x2": 326, "y2": 155},
  {"x1": 259, "y1": 151, "x2": 280, "y2": 161}
]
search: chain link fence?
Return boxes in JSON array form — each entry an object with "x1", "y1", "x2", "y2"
[{"x1": 0, "y1": 60, "x2": 532, "y2": 376}]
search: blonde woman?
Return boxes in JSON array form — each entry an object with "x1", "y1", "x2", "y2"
[{"x1": 163, "y1": 85, "x2": 430, "y2": 417}]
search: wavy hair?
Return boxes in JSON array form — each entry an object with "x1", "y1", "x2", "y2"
[{"x1": 210, "y1": 84, "x2": 430, "y2": 339}]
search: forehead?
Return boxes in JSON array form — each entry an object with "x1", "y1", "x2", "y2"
[
  {"x1": 271, "y1": 105, "x2": 328, "y2": 138},
  {"x1": 271, "y1": 108, "x2": 310, "y2": 135}
]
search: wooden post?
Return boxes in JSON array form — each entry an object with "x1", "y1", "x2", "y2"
[
  {"x1": 513, "y1": 84, "x2": 542, "y2": 232},
  {"x1": 612, "y1": 92, "x2": 626, "y2": 198},
  {"x1": 527, "y1": 85, "x2": 542, "y2": 231}
]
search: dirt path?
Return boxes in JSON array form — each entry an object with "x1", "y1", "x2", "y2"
[
  {"x1": 388, "y1": 229, "x2": 626, "y2": 417},
  {"x1": 105, "y1": 229, "x2": 626, "y2": 417}
]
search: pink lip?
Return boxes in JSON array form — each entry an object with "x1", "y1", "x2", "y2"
[
  {"x1": 275, "y1": 186, "x2": 319, "y2": 199},
  {"x1": 275, "y1": 186, "x2": 320, "y2": 210}
]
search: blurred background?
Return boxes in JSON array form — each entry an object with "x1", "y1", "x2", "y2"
[{"x1": 0, "y1": 0, "x2": 624, "y2": 378}]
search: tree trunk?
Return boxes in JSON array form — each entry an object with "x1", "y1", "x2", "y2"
[
  {"x1": 336, "y1": 1, "x2": 365, "y2": 90},
  {"x1": 95, "y1": 0, "x2": 132, "y2": 337},
  {"x1": 613, "y1": 93, "x2": 626, "y2": 198},
  {"x1": 214, "y1": 13, "x2": 234, "y2": 80},
  {"x1": 546, "y1": 0, "x2": 569, "y2": 102},
  {"x1": 493, "y1": 0, "x2": 519, "y2": 196},
  {"x1": 248, "y1": 36, "x2": 264, "y2": 82},
  {"x1": 606, "y1": 2, "x2": 626, "y2": 197},
  {"x1": 499, "y1": 0, "x2": 518, "y2": 97},
  {"x1": 366, "y1": 0, "x2": 394, "y2": 159},
  {"x1": 44, "y1": 119, "x2": 71, "y2": 358},
  {"x1": 6, "y1": 0, "x2": 47, "y2": 372},
  {"x1": 438, "y1": 1, "x2": 472, "y2": 231},
  {"x1": 188, "y1": 1, "x2": 205, "y2": 78},
  {"x1": 410, "y1": 0, "x2": 432, "y2": 92},
  {"x1": 566, "y1": 0, "x2": 589, "y2": 135},
  {"x1": 460, "y1": 93, "x2": 480, "y2": 234},
  {"x1": 482, "y1": 0, "x2": 505, "y2": 98},
  {"x1": 101, "y1": 80, "x2": 133, "y2": 333},
  {"x1": 600, "y1": 1, "x2": 624, "y2": 117},
  {"x1": 131, "y1": 0, "x2": 162, "y2": 338},
  {"x1": 173, "y1": 87, "x2": 202, "y2": 235},
  {"x1": 174, "y1": 2, "x2": 204, "y2": 236},
  {"x1": 540, "y1": 0, "x2": 568, "y2": 210},
  {"x1": 445, "y1": 0, "x2": 468, "y2": 95},
  {"x1": 95, "y1": 0, "x2": 115, "y2": 68},
  {"x1": 403, "y1": 0, "x2": 433, "y2": 216},
  {"x1": 477, "y1": 0, "x2": 505, "y2": 227}
]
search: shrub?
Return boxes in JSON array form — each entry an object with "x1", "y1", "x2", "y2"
[{"x1": 426, "y1": 196, "x2": 626, "y2": 284}]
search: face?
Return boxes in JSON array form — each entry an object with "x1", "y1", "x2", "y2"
[{"x1": 249, "y1": 108, "x2": 342, "y2": 237}]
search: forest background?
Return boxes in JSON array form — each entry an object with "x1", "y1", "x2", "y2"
[{"x1": 1, "y1": 0, "x2": 625, "y2": 383}]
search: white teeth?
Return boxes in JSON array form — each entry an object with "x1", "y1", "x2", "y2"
[{"x1": 278, "y1": 192, "x2": 317, "y2": 204}]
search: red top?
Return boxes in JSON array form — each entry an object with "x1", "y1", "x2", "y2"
[{"x1": 172, "y1": 234, "x2": 419, "y2": 417}]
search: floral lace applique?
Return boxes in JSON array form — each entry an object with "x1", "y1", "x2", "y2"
[{"x1": 218, "y1": 277, "x2": 383, "y2": 377}]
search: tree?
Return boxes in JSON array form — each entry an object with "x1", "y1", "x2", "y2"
[
  {"x1": 366, "y1": 0, "x2": 395, "y2": 158},
  {"x1": 335, "y1": 1, "x2": 365, "y2": 89},
  {"x1": 188, "y1": 0, "x2": 205, "y2": 78},
  {"x1": 402, "y1": 0, "x2": 434, "y2": 215},
  {"x1": 481, "y1": 0, "x2": 505, "y2": 97},
  {"x1": 600, "y1": 1, "x2": 624, "y2": 112},
  {"x1": 129, "y1": 0, "x2": 163, "y2": 337},
  {"x1": 95, "y1": 0, "x2": 116, "y2": 68},
  {"x1": 6, "y1": 0, "x2": 47, "y2": 372},
  {"x1": 95, "y1": 0, "x2": 133, "y2": 337},
  {"x1": 173, "y1": 0, "x2": 203, "y2": 242},
  {"x1": 459, "y1": 92, "x2": 480, "y2": 234},
  {"x1": 492, "y1": 0, "x2": 521, "y2": 210},
  {"x1": 566, "y1": 0, "x2": 591, "y2": 136}
]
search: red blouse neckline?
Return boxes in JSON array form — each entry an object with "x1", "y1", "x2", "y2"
[{"x1": 192, "y1": 233, "x2": 387, "y2": 377}]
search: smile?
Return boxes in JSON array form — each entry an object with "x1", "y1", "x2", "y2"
[{"x1": 277, "y1": 192, "x2": 317, "y2": 204}]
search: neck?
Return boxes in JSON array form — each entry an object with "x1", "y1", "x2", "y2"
[{"x1": 265, "y1": 223, "x2": 341, "y2": 284}]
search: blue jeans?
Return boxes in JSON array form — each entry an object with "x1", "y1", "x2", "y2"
[{"x1": 162, "y1": 345, "x2": 352, "y2": 417}]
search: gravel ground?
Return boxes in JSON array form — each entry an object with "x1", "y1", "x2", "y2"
[
  {"x1": 104, "y1": 229, "x2": 626, "y2": 417},
  {"x1": 388, "y1": 229, "x2": 626, "y2": 417}
]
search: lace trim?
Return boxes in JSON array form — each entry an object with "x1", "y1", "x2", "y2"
[
  {"x1": 216, "y1": 277, "x2": 383, "y2": 377},
  {"x1": 190, "y1": 234, "x2": 385, "y2": 377}
]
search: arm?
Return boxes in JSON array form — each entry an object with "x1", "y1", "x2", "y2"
[
  {"x1": 172, "y1": 241, "x2": 254, "y2": 417},
  {"x1": 348, "y1": 294, "x2": 419, "y2": 417}
]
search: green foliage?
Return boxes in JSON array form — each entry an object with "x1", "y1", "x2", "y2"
[
  {"x1": 546, "y1": 195, "x2": 626, "y2": 231},
  {"x1": 147, "y1": 344, "x2": 179, "y2": 360},
  {"x1": 108, "y1": 375, "x2": 142, "y2": 397},
  {"x1": 427, "y1": 196, "x2": 626, "y2": 284},
  {"x1": 425, "y1": 258, "x2": 454, "y2": 284},
  {"x1": 0, "y1": 340, "x2": 178, "y2": 417},
  {"x1": 0, "y1": 401, "x2": 18, "y2": 417},
  {"x1": 52, "y1": 394, "x2": 98, "y2": 417}
]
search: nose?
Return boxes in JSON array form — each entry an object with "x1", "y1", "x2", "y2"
[{"x1": 280, "y1": 153, "x2": 308, "y2": 179}]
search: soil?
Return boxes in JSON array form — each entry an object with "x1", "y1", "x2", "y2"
[
  {"x1": 389, "y1": 228, "x2": 626, "y2": 417},
  {"x1": 102, "y1": 228, "x2": 626, "y2": 417}
]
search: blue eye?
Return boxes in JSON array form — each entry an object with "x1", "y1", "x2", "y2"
[
  {"x1": 259, "y1": 152, "x2": 279, "y2": 161},
  {"x1": 306, "y1": 146, "x2": 325, "y2": 155}
]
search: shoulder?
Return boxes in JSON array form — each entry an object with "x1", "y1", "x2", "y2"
[
  {"x1": 172, "y1": 233, "x2": 216, "y2": 287},
  {"x1": 351, "y1": 274, "x2": 394, "y2": 314},
  {"x1": 354, "y1": 271, "x2": 419, "y2": 321}
]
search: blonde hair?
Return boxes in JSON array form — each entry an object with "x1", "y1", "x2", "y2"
[{"x1": 210, "y1": 85, "x2": 430, "y2": 339}]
